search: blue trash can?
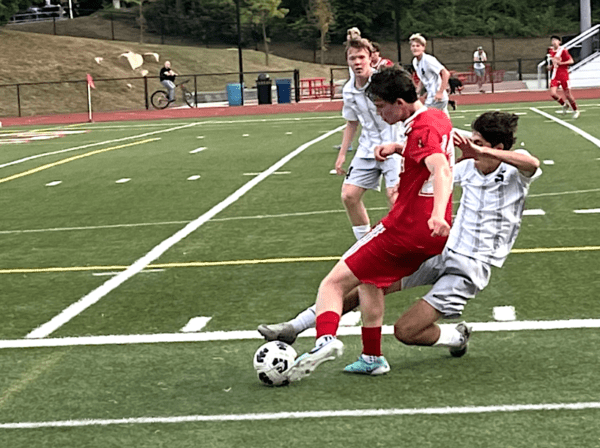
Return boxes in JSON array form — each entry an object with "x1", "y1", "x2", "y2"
[
  {"x1": 226, "y1": 83, "x2": 243, "y2": 106},
  {"x1": 275, "y1": 79, "x2": 292, "y2": 104}
]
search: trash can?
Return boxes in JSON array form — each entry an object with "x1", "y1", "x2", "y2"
[
  {"x1": 256, "y1": 73, "x2": 272, "y2": 105},
  {"x1": 275, "y1": 79, "x2": 292, "y2": 104},
  {"x1": 226, "y1": 83, "x2": 243, "y2": 106}
]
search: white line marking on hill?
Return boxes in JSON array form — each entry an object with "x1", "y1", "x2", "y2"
[
  {"x1": 530, "y1": 107, "x2": 600, "y2": 148},
  {"x1": 24, "y1": 125, "x2": 346, "y2": 340},
  {"x1": 180, "y1": 317, "x2": 212, "y2": 333},
  {"x1": 4, "y1": 318, "x2": 600, "y2": 349},
  {"x1": 0, "y1": 123, "x2": 198, "y2": 170},
  {"x1": 1, "y1": 401, "x2": 599, "y2": 429}
]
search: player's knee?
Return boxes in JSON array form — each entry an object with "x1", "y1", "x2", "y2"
[
  {"x1": 394, "y1": 320, "x2": 417, "y2": 345},
  {"x1": 341, "y1": 189, "x2": 360, "y2": 206}
]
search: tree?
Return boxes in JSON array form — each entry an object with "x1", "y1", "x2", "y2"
[
  {"x1": 309, "y1": 0, "x2": 334, "y2": 65},
  {"x1": 0, "y1": 0, "x2": 33, "y2": 25},
  {"x1": 245, "y1": 0, "x2": 288, "y2": 65}
]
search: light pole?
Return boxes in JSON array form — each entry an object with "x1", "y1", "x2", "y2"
[{"x1": 236, "y1": 0, "x2": 244, "y2": 105}]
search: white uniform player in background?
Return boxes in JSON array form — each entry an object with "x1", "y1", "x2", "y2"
[
  {"x1": 258, "y1": 112, "x2": 541, "y2": 366},
  {"x1": 334, "y1": 37, "x2": 400, "y2": 242},
  {"x1": 410, "y1": 33, "x2": 451, "y2": 115}
]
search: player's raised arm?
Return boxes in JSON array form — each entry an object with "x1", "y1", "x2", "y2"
[{"x1": 424, "y1": 152, "x2": 452, "y2": 237}]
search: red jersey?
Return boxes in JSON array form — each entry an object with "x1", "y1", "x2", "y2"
[
  {"x1": 373, "y1": 58, "x2": 394, "y2": 69},
  {"x1": 548, "y1": 46, "x2": 571, "y2": 80},
  {"x1": 381, "y1": 107, "x2": 454, "y2": 246}
]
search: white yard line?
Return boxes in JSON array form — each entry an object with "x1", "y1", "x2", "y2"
[
  {"x1": 530, "y1": 107, "x2": 600, "y2": 148},
  {"x1": 1, "y1": 401, "x2": 599, "y2": 429},
  {"x1": 4, "y1": 318, "x2": 600, "y2": 349},
  {"x1": 0, "y1": 122, "x2": 199, "y2": 170},
  {"x1": 24, "y1": 125, "x2": 346, "y2": 340}
]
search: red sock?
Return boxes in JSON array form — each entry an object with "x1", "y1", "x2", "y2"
[
  {"x1": 551, "y1": 95, "x2": 565, "y2": 106},
  {"x1": 569, "y1": 100, "x2": 578, "y2": 111},
  {"x1": 361, "y1": 326, "x2": 382, "y2": 357},
  {"x1": 316, "y1": 311, "x2": 340, "y2": 339}
]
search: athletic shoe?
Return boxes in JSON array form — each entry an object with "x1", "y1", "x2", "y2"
[
  {"x1": 287, "y1": 335, "x2": 344, "y2": 382},
  {"x1": 573, "y1": 110, "x2": 580, "y2": 119},
  {"x1": 449, "y1": 322, "x2": 472, "y2": 358},
  {"x1": 343, "y1": 354, "x2": 390, "y2": 375},
  {"x1": 562, "y1": 103, "x2": 569, "y2": 114},
  {"x1": 257, "y1": 322, "x2": 297, "y2": 345}
]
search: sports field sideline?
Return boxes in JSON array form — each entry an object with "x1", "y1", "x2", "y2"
[{"x1": 1, "y1": 100, "x2": 599, "y2": 447}]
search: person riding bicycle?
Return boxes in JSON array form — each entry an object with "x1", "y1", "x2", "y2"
[{"x1": 159, "y1": 61, "x2": 177, "y2": 103}]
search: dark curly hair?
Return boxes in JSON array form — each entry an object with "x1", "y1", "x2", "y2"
[
  {"x1": 366, "y1": 65, "x2": 417, "y2": 104},
  {"x1": 472, "y1": 112, "x2": 518, "y2": 151}
]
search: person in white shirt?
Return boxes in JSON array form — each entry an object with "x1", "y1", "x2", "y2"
[
  {"x1": 410, "y1": 33, "x2": 450, "y2": 115},
  {"x1": 473, "y1": 46, "x2": 487, "y2": 93},
  {"x1": 334, "y1": 38, "x2": 400, "y2": 242},
  {"x1": 258, "y1": 112, "x2": 541, "y2": 374}
]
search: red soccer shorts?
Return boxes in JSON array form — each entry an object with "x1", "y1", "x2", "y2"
[{"x1": 550, "y1": 74, "x2": 570, "y2": 90}]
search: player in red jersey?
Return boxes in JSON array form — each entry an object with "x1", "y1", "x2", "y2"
[
  {"x1": 548, "y1": 35, "x2": 580, "y2": 119},
  {"x1": 370, "y1": 42, "x2": 394, "y2": 69},
  {"x1": 288, "y1": 65, "x2": 454, "y2": 381}
]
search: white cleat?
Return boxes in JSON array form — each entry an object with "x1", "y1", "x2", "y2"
[
  {"x1": 287, "y1": 335, "x2": 344, "y2": 382},
  {"x1": 573, "y1": 110, "x2": 580, "y2": 119}
]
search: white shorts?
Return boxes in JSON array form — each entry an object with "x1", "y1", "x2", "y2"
[
  {"x1": 425, "y1": 99, "x2": 449, "y2": 116},
  {"x1": 401, "y1": 248, "x2": 491, "y2": 318},
  {"x1": 343, "y1": 156, "x2": 400, "y2": 191}
]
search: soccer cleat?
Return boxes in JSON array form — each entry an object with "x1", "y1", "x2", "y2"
[
  {"x1": 287, "y1": 335, "x2": 344, "y2": 382},
  {"x1": 343, "y1": 354, "x2": 390, "y2": 375},
  {"x1": 449, "y1": 322, "x2": 472, "y2": 358},
  {"x1": 561, "y1": 103, "x2": 569, "y2": 114},
  {"x1": 257, "y1": 322, "x2": 298, "y2": 345},
  {"x1": 573, "y1": 110, "x2": 580, "y2": 119}
]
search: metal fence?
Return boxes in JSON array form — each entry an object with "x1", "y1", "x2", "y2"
[{"x1": 0, "y1": 70, "x2": 301, "y2": 118}]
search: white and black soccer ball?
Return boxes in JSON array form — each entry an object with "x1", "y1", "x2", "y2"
[{"x1": 253, "y1": 341, "x2": 297, "y2": 387}]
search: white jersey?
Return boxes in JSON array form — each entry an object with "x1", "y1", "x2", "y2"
[
  {"x1": 342, "y1": 77, "x2": 397, "y2": 159},
  {"x1": 412, "y1": 53, "x2": 448, "y2": 104},
  {"x1": 473, "y1": 51, "x2": 487, "y2": 70},
  {"x1": 447, "y1": 150, "x2": 542, "y2": 267}
]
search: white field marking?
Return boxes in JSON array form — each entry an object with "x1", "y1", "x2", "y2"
[
  {"x1": 514, "y1": 112, "x2": 527, "y2": 115},
  {"x1": 329, "y1": 169, "x2": 337, "y2": 174},
  {"x1": 189, "y1": 147, "x2": 207, "y2": 154},
  {"x1": 187, "y1": 175, "x2": 201, "y2": 181},
  {"x1": 197, "y1": 136, "x2": 204, "y2": 139},
  {"x1": 180, "y1": 317, "x2": 212, "y2": 333},
  {"x1": 24, "y1": 125, "x2": 346, "y2": 340},
  {"x1": 528, "y1": 187, "x2": 600, "y2": 198},
  {"x1": 45, "y1": 181, "x2": 62, "y2": 187},
  {"x1": 0, "y1": 123, "x2": 198, "y2": 170},
  {"x1": 493, "y1": 306, "x2": 516, "y2": 322},
  {"x1": 4, "y1": 318, "x2": 600, "y2": 349},
  {"x1": 530, "y1": 107, "x2": 600, "y2": 148},
  {"x1": 543, "y1": 160, "x2": 555, "y2": 165},
  {"x1": 285, "y1": 132, "x2": 293, "y2": 135},
  {"x1": 242, "y1": 134, "x2": 249, "y2": 137},
  {"x1": 115, "y1": 178, "x2": 131, "y2": 184},
  {"x1": 2, "y1": 401, "x2": 600, "y2": 429},
  {"x1": 574, "y1": 208, "x2": 600, "y2": 214},
  {"x1": 339, "y1": 311, "x2": 361, "y2": 326},
  {"x1": 92, "y1": 269, "x2": 164, "y2": 277},
  {"x1": 243, "y1": 171, "x2": 290, "y2": 176},
  {"x1": 522, "y1": 209, "x2": 545, "y2": 216}
]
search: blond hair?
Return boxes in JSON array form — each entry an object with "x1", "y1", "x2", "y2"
[
  {"x1": 409, "y1": 33, "x2": 426, "y2": 47},
  {"x1": 346, "y1": 27, "x2": 361, "y2": 41}
]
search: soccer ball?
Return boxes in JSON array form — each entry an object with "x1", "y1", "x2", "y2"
[{"x1": 253, "y1": 340, "x2": 297, "y2": 387}]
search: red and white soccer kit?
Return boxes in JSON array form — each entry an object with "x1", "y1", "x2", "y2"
[
  {"x1": 548, "y1": 46, "x2": 571, "y2": 90},
  {"x1": 372, "y1": 57, "x2": 394, "y2": 70},
  {"x1": 344, "y1": 107, "x2": 454, "y2": 288}
]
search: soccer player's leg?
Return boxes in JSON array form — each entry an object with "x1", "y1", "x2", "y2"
[
  {"x1": 563, "y1": 82, "x2": 579, "y2": 118},
  {"x1": 549, "y1": 82, "x2": 566, "y2": 110}
]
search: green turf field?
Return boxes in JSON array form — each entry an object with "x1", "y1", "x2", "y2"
[{"x1": 1, "y1": 101, "x2": 600, "y2": 447}]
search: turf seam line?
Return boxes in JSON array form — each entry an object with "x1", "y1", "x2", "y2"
[{"x1": 23, "y1": 124, "x2": 346, "y2": 340}]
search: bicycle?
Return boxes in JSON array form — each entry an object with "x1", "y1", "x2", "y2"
[{"x1": 151, "y1": 79, "x2": 196, "y2": 109}]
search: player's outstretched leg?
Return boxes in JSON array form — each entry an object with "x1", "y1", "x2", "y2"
[
  {"x1": 344, "y1": 354, "x2": 390, "y2": 375},
  {"x1": 449, "y1": 322, "x2": 472, "y2": 358},
  {"x1": 257, "y1": 322, "x2": 298, "y2": 345},
  {"x1": 288, "y1": 335, "x2": 344, "y2": 382}
]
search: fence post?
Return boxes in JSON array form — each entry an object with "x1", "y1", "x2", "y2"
[
  {"x1": 294, "y1": 69, "x2": 300, "y2": 103},
  {"x1": 16, "y1": 84, "x2": 21, "y2": 117},
  {"x1": 144, "y1": 76, "x2": 149, "y2": 110},
  {"x1": 517, "y1": 58, "x2": 522, "y2": 81},
  {"x1": 193, "y1": 75, "x2": 198, "y2": 108},
  {"x1": 111, "y1": 12, "x2": 115, "y2": 40},
  {"x1": 53, "y1": 16, "x2": 57, "y2": 35},
  {"x1": 491, "y1": 36, "x2": 496, "y2": 93}
]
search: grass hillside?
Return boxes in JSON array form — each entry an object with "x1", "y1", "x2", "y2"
[{"x1": 0, "y1": 29, "x2": 340, "y2": 117}]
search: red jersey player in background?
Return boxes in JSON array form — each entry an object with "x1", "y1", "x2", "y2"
[
  {"x1": 548, "y1": 35, "x2": 580, "y2": 119},
  {"x1": 288, "y1": 65, "x2": 454, "y2": 381},
  {"x1": 370, "y1": 42, "x2": 394, "y2": 69}
]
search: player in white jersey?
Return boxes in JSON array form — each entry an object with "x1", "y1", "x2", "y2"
[
  {"x1": 335, "y1": 38, "x2": 400, "y2": 242},
  {"x1": 410, "y1": 33, "x2": 450, "y2": 115},
  {"x1": 259, "y1": 112, "x2": 541, "y2": 371}
]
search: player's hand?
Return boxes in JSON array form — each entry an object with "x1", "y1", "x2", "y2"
[
  {"x1": 374, "y1": 143, "x2": 401, "y2": 161},
  {"x1": 434, "y1": 91, "x2": 444, "y2": 102},
  {"x1": 428, "y1": 216, "x2": 451, "y2": 237},
  {"x1": 453, "y1": 133, "x2": 484, "y2": 162},
  {"x1": 335, "y1": 154, "x2": 346, "y2": 176}
]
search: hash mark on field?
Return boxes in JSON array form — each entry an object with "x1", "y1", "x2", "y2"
[
  {"x1": 187, "y1": 175, "x2": 201, "y2": 181},
  {"x1": 543, "y1": 160, "x2": 555, "y2": 165},
  {"x1": 115, "y1": 178, "x2": 131, "y2": 184},
  {"x1": 45, "y1": 181, "x2": 62, "y2": 187},
  {"x1": 522, "y1": 209, "x2": 545, "y2": 216},
  {"x1": 190, "y1": 147, "x2": 207, "y2": 154},
  {"x1": 180, "y1": 317, "x2": 212, "y2": 333}
]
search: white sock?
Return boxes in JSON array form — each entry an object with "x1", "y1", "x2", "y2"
[
  {"x1": 289, "y1": 305, "x2": 316, "y2": 333},
  {"x1": 352, "y1": 224, "x2": 371, "y2": 241},
  {"x1": 433, "y1": 325, "x2": 463, "y2": 347}
]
